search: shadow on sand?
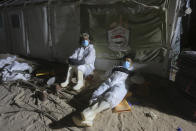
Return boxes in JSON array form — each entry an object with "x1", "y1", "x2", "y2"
[{"x1": 49, "y1": 73, "x2": 196, "y2": 130}]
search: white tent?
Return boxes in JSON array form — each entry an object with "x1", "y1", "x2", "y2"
[{"x1": 0, "y1": 0, "x2": 189, "y2": 77}]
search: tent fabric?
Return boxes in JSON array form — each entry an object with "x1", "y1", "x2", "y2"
[
  {"x1": 51, "y1": 3, "x2": 80, "y2": 62},
  {"x1": 0, "y1": 0, "x2": 185, "y2": 72},
  {"x1": 81, "y1": 0, "x2": 167, "y2": 62},
  {"x1": 169, "y1": 0, "x2": 191, "y2": 67},
  {"x1": 81, "y1": 0, "x2": 121, "y2": 5},
  {"x1": 0, "y1": 11, "x2": 8, "y2": 53},
  {"x1": 170, "y1": 17, "x2": 182, "y2": 67},
  {"x1": 23, "y1": 6, "x2": 51, "y2": 59},
  {"x1": 6, "y1": 8, "x2": 27, "y2": 56},
  {"x1": 0, "y1": 0, "x2": 79, "y2": 7},
  {"x1": 81, "y1": 0, "x2": 165, "y2": 5},
  {"x1": 0, "y1": 1, "x2": 80, "y2": 62}
]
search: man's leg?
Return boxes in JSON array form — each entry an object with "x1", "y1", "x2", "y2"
[
  {"x1": 89, "y1": 83, "x2": 110, "y2": 105},
  {"x1": 73, "y1": 69, "x2": 84, "y2": 91},
  {"x1": 61, "y1": 66, "x2": 73, "y2": 87},
  {"x1": 72, "y1": 101, "x2": 110, "y2": 126}
]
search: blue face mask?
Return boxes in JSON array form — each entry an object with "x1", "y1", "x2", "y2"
[
  {"x1": 82, "y1": 40, "x2": 89, "y2": 47},
  {"x1": 123, "y1": 61, "x2": 130, "y2": 69}
]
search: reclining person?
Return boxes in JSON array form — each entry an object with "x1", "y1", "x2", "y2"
[
  {"x1": 72, "y1": 58, "x2": 134, "y2": 126},
  {"x1": 61, "y1": 33, "x2": 96, "y2": 91}
]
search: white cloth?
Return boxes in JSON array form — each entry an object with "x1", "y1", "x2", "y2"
[
  {"x1": 1, "y1": 70, "x2": 31, "y2": 82},
  {"x1": 47, "y1": 77, "x2": 56, "y2": 86},
  {"x1": 5, "y1": 61, "x2": 32, "y2": 73},
  {"x1": 0, "y1": 57, "x2": 32, "y2": 82},
  {"x1": 69, "y1": 44, "x2": 96, "y2": 76},
  {"x1": 0, "y1": 56, "x2": 16, "y2": 68},
  {"x1": 90, "y1": 66, "x2": 134, "y2": 108}
]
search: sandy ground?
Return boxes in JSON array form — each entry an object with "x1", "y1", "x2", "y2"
[{"x1": 0, "y1": 55, "x2": 196, "y2": 131}]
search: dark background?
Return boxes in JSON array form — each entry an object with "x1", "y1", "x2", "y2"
[
  {"x1": 182, "y1": 0, "x2": 196, "y2": 50},
  {"x1": 189, "y1": 0, "x2": 196, "y2": 50}
]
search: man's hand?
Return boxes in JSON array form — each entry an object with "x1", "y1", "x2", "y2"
[{"x1": 89, "y1": 98, "x2": 97, "y2": 106}]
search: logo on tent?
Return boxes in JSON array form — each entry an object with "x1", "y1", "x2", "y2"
[{"x1": 108, "y1": 26, "x2": 129, "y2": 51}]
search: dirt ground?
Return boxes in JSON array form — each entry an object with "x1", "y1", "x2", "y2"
[{"x1": 0, "y1": 55, "x2": 196, "y2": 131}]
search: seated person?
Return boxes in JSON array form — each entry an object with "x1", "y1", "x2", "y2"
[
  {"x1": 72, "y1": 58, "x2": 134, "y2": 126},
  {"x1": 61, "y1": 33, "x2": 96, "y2": 91}
]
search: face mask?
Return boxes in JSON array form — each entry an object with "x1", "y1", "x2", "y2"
[
  {"x1": 123, "y1": 61, "x2": 130, "y2": 69},
  {"x1": 82, "y1": 40, "x2": 89, "y2": 47}
]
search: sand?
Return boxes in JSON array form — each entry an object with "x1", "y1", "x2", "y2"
[{"x1": 0, "y1": 55, "x2": 196, "y2": 131}]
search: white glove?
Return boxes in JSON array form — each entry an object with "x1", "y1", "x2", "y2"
[
  {"x1": 185, "y1": 8, "x2": 192, "y2": 15},
  {"x1": 89, "y1": 98, "x2": 97, "y2": 105}
]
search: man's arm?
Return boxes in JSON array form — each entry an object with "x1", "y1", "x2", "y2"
[
  {"x1": 69, "y1": 48, "x2": 80, "y2": 59},
  {"x1": 112, "y1": 67, "x2": 134, "y2": 76},
  {"x1": 68, "y1": 58, "x2": 85, "y2": 65},
  {"x1": 84, "y1": 47, "x2": 96, "y2": 65},
  {"x1": 68, "y1": 48, "x2": 85, "y2": 65}
]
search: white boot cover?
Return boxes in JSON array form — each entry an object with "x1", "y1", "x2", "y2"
[
  {"x1": 73, "y1": 70, "x2": 84, "y2": 91},
  {"x1": 72, "y1": 115, "x2": 93, "y2": 127},
  {"x1": 73, "y1": 101, "x2": 110, "y2": 127},
  {"x1": 61, "y1": 66, "x2": 73, "y2": 87}
]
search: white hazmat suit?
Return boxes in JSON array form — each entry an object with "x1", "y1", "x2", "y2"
[
  {"x1": 72, "y1": 64, "x2": 134, "y2": 126},
  {"x1": 61, "y1": 44, "x2": 96, "y2": 91},
  {"x1": 69, "y1": 44, "x2": 96, "y2": 76},
  {"x1": 90, "y1": 66, "x2": 134, "y2": 108}
]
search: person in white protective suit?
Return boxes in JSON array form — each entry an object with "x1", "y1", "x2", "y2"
[
  {"x1": 61, "y1": 33, "x2": 96, "y2": 91},
  {"x1": 72, "y1": 58, "x2": 134, "y2": 126}
]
